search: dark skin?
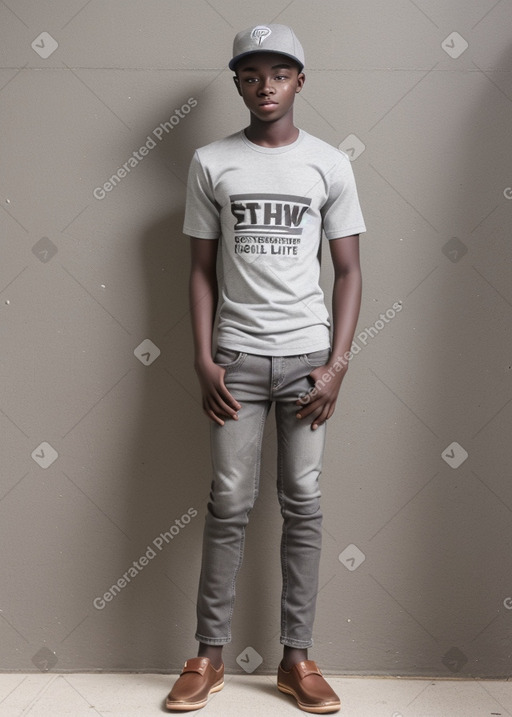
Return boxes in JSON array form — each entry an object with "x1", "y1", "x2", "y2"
[{"x1": 190, "y1": 52, "x2": 362, "y2": 670}]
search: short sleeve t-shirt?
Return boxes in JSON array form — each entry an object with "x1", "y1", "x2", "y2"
[{"x1": 183, "y1": 128, "x2": 366, "y2": 356}]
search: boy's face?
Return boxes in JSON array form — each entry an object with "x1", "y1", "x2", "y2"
[{"x1": 233, "y1": 52, "x2": 305, "y2": 123}]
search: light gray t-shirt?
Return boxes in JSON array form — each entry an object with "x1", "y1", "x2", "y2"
[{"x1": 183, "y1": 128, "x2": 366, "y2": 356}]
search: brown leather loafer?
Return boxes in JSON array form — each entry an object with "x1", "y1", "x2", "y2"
[
  {"x1": 277, "y1": 659, "x2": 341, "y2": 713},
  {"x1": 165, "y1": 657, "x2": 224, "y2": 711}
]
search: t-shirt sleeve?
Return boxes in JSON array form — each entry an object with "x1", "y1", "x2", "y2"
[
  {"x1": 320, "y1": 152, "x2": 367, "y2": 240},
  {"x1": 182, "y1": 151, "x2": 221, "y2": 239}
]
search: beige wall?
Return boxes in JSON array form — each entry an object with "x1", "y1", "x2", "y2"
[{"x1": 1, "y1": 0, "x2": 512, "y2": 677}]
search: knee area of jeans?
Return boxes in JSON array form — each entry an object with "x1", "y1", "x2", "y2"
[
  {"x1": 207, "y1": 500, "x2": 254, "y2": 522},
  {"x1": 280, "y1": 498, "x2": 321, "y2": 516}
]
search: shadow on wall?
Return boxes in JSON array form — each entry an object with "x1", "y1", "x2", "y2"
[{"x1": 90, "y1": 83, "x2": 213, "y2": 672}]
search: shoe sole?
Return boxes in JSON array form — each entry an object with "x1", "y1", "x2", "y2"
[
  {"x1": 277, "y1": 682, "x2": 341, "y2": 714},
  {"x1": 165, "y1": 680, "x2": 224, "y2": 711}
]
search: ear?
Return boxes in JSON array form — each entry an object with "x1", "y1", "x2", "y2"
[
  {"x1": 233, "y1": 75, "x2": 242, "y2": 97},
  {"x1": 295, "y1": 72, "x2": 305, "y2": 93}
]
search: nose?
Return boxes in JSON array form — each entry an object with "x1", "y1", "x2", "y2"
[{"x1": 258, "y1": 76, "x2": 274, "y2": 95}]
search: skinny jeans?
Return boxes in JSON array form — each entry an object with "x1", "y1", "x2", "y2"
[{"x1": 195, "y1": 345, "x2": 330, "y2": 648}]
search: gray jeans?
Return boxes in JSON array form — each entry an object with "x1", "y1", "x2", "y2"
[{"x1": 195, "y1": 346, "x2": 331, "y2": 649}]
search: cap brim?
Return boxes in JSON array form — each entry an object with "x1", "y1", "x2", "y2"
[{"x1": 229, "y1": 50, "x2": 304, "y2": 71}]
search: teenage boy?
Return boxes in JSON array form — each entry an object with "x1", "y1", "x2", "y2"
[{"x1": 166, "y1": 24, "x2": 366, "y2": 714}]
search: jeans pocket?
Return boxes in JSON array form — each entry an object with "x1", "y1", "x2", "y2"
[
  {"x1": 300, "y1": 348, "x2": 331, "y2": 369},
  {"x1": 214, "y1": 347, "x2": 247, "y2": 370}
]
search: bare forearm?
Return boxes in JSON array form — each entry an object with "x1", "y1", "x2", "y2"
[
  {"x1": 188, "y1": 238, "x2": 240, "y2": 424},
  {"x1": 329, "y1": 266, "x2": 362, "y2": 366},
  {"x1": 189, "y1": 266, "x2": 218, "y2": 365},
  {"x1": 295, "y1": 234, "x2": 361, "y2": 430}
]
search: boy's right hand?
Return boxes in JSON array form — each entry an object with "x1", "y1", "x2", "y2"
[{"x1": 194, "y1": 357, "x2": 241, "y2": 426}]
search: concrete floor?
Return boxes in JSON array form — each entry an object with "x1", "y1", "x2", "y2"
[{"x1": 0, "y1": 672, "x2": 511, "y2": 716}]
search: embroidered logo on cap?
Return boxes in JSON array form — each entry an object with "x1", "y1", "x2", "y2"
[{"x1": 250, "y1": 26, "x2": 272, "y2": 45}]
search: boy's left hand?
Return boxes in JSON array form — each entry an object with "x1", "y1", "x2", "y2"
[{"x1": 295, "y1": 363, "x2": 347, "y2": 430}]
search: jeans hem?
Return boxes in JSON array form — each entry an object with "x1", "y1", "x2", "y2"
[
  {"x1": 280, "y1": 636, "x2": 314, "y2": 648},
  {"x1": 195, "y1": 632, "x2": 231, "y2": 646}
]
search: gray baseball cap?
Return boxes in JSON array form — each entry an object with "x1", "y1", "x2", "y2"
[{"x1": 229, "y1": 24, "x2": 305, "y2": 71}]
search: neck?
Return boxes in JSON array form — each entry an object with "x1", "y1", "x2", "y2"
[{"x1": 244, "y1": 112, "x2": 299, "y2": 148}]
